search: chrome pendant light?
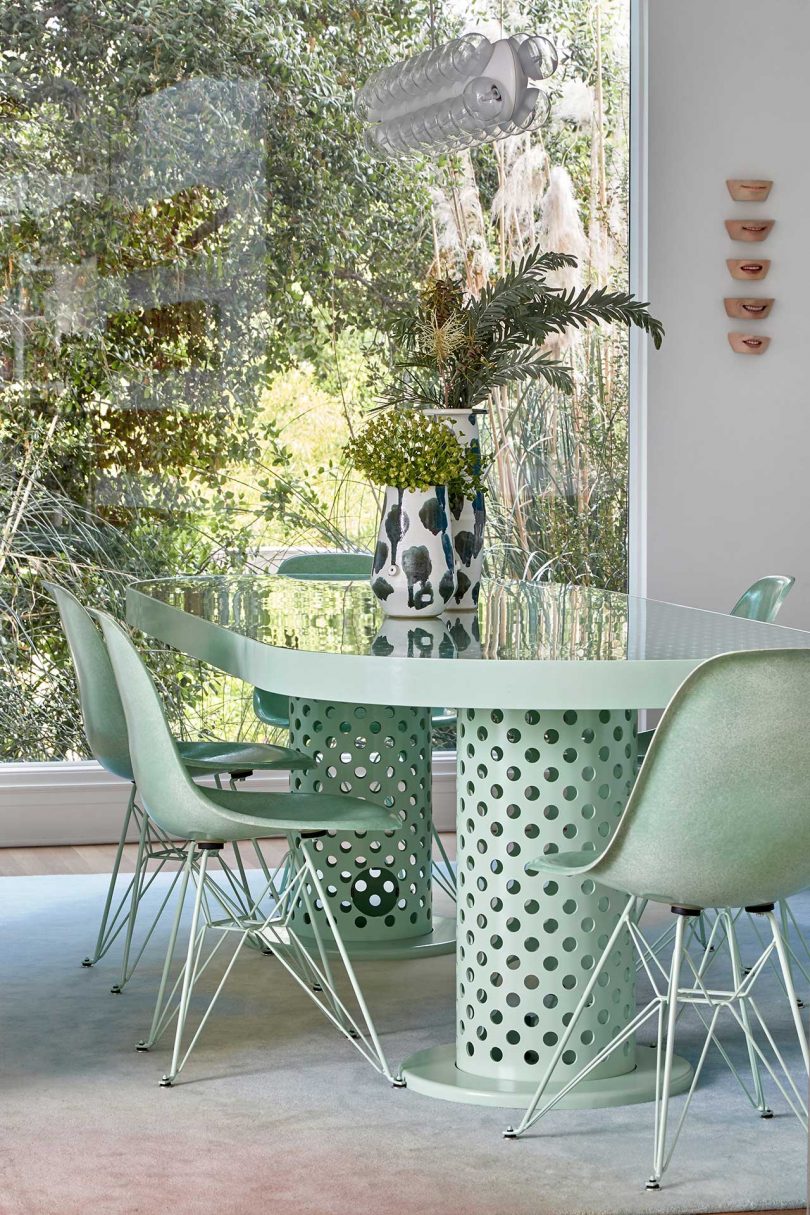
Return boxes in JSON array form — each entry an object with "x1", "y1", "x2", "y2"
[{"x1": 355, "y1": 32, "x2": 558, "y2": 160}]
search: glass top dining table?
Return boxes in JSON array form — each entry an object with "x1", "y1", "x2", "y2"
[
  {"x1": 127, "y1": 574, "x2": 810, "y2": 709},
  {"x1": 127, "y1": 575, "x2": 810, "y2": 1111}
]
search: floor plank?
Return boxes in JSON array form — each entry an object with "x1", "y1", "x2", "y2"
[{"x1": 0, "y1": 834, "x2": 457, "y2": 876}]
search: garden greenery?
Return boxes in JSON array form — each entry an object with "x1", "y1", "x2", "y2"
[
  {"x1": 2, "y1": 0, "x2": 640, "y2": 760},
  {"x1": 0, "y1": 0, "x2": 431, "y2": 759},
  {"x1": 344, "y1": 411, "x2": 483, "y2": 496}
]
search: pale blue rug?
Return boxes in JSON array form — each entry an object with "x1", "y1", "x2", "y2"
[{"x1": 0, "y1": 872, "x2": 806, "y2": 1215}]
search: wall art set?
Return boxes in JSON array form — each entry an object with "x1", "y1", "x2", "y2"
[{"x1": 725, "y1": 178, "x2": 774, "y2": 355}]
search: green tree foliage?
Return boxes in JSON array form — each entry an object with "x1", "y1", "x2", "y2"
[{"x1": 0, "y1": 0, "x2": 434, "y2": 758}]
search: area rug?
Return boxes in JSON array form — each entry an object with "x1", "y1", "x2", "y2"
[{"x1": 0, "y1": 872, "x2": 806, "y2": 1215}]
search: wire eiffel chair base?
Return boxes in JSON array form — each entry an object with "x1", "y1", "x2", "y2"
[
  {"x1": 138, "y1": 837, "x2": 395, "y2": 1089},
  {"x1": 81, "y1": 783, "x2": 287, "y2": 993},
  {"x1": 505, "y1": 898, "x2": 809, "y2": 1190},
  {"x1": 430, "y1": 826, "x2": 457, "y2": 902}
]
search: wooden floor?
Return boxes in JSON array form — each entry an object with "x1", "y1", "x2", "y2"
[
  {"x1": 0, "y1": 838, "x2": 289, "y2": 876},
  {"x1": 0, "y1": 835, "x2": 458, "y2": 877},
  {"x1": 0, "y1": 842, "x2": 803, "y2": 1215}
]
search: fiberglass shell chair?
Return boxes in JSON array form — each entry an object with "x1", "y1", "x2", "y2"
[
  {"x1": 635, "y1": 575, "x2": 796, "y2": 960},
  {"x1": 95, "y1": 609, "x2": 401, "y2": 1089},
  {"x1": 45, "y1": 581, "x2": 311, "y2": 992},
  {"x1": 252, "y1": 550, "x2": 457, "y2": 898},
  {"x1": 252, "y1": 551, "x2": 455, "y2": 731},
  {"x1": 637, "y1": 574, "x2": 794, "y2": 761},
  {"x1": 506, "y1": 649, "x2": 810, "y2": 1191}
]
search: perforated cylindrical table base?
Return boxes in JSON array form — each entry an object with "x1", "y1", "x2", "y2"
[
  {"x1": 287, "y1": 696, "x2": 455, "y2": 959},
  {"x1": 402, "y1": 706, "x2": 692, "y2": 1107}
]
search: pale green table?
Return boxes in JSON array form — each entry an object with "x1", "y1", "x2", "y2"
[{"x1": 127, "y1": 575, "x2": 810, "y2": 1109}]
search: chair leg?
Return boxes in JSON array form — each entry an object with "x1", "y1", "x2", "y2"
[
  {"x1": 764, "y1": 908, "x2": 810, "y2": 1074},
  {"x1": 295, "y1": 848, "x2": 349, "y2": 1016},
  {"x1": 431, "y1": 827, "x2": 457, "y2": 901},
  {"x1": 137, "y1": 844, "x2": 195, "y2": 1053},
  {"x1": 298, "y1": 839, "x2": 395, "y2": 1083},
  {"x1": 724, "y1": 910, "x2": 770, "y2": 1117},
  {"x1": 648, "y1": 913, "x2": 686, "y2": 1190},
  {"x1": 160, "y1": 844, "x2": 210, "y2": 1087},
  {"x1": 110, "y1": 801, "x2": 149, "y2": 994},
  {"x1": 505, "y1": 897, "x2": 639, "y2": 1138},
  {"x1": 82, "y1": 783, "x2": 137, "y2": 967}
]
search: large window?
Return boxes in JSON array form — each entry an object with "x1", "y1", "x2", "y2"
[{"x1": 1, "y1": 0, "x2": 630, "y2": 762}]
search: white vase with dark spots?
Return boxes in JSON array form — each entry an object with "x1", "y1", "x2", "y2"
[
  {"x1": 427, "y1": 408, "x2": 486, "y2": 611},
  {"x1": 371, "y1": 486, "x2": 456, "y2": 618}
]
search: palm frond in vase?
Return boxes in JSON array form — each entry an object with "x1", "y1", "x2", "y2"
[{"x1": 381, "y1": 244, "x2": 663, "y2": 413}]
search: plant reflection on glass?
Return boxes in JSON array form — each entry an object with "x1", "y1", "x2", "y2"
[{"x1": 380, "y1": 246, "x2": 664, "y2": 413}]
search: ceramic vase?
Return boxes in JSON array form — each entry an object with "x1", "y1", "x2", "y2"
[
  {"x1": 427, "y1": 408, "x2": 486, "y2": 611},
  {"x1": 370, "y1": 486, "x2": 456, "y2": 618}
]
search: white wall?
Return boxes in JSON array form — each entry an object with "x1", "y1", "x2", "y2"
[{"x1": 644, "y1": 0, "x2": 810, "y2": 628}]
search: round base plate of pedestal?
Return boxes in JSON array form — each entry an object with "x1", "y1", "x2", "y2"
[
  {"x1": 400, "y1": 1042, "x2": 693, "y2": 1109},
  {"x1": 298, "y1": 914, "x2": 456, "y2": 961}
]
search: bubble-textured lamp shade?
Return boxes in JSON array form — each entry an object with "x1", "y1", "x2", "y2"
[{"x1": 355, "y1": 32, "x2": 558, "y2": 160}]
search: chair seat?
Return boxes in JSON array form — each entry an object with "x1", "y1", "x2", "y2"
[
  {"x1": 525, "y1": 849, "x2": 597, "y2": 876},
  {"x1": 182, "y1": 786, "x2": 401, "y2": 841},
  {"x1": 177, "y1": 739, "x2": 311, "y2": 775}
]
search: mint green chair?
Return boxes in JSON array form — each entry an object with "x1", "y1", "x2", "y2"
[
  {"x1": 637, "y1": 574, "x2": 794, "y2": 761},
  {"x1": 253, "y1": 551, "x2": 456, "y2": 730},
  {"x1": 506, "y1": 649, "x2": 810, "y2": 1190},
  {"x1": 730, "y1": 574, "x2": 795, "y2": 620},
  {"x1": 94, "y1": 609, "x2": 400, "y2": 1089},
  {"x1": 251, "y1": 553, "x2": 375, "y2": 728},
  {"x1": 275, "y1": 551, "x2": 375, "y2": 580},
  {"x1": 45, "y1": 581, "x2": 311, "y2": 992}
]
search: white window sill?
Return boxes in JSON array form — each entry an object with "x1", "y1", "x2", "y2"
[{"x1": 0, "y1": 754, "x2": 457, "y2": 847}]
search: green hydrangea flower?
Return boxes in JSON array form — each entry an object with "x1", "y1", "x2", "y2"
[{"x1": 344, "y1": 409, "x2": 485, "y2": 494}]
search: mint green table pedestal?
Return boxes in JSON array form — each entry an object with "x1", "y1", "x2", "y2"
[
  {"x1": 402, "y1": 705, "x2": 692, "y2": 1107},
  {"x1": 287, "y1": 695, "x2": 455, "y2": 960}
]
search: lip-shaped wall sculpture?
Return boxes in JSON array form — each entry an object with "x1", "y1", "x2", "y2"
[
  {"x1": 728, "y1": 177, "x2": 772, "y2": 201},
  {"x1": 724, "y1": 219, "x2": 775, "y2": 242},
  {"x1": 727, "y1": 332, "x2": 770, "y2": 355},
  {"x1": 726, "y1": 179, "x2": 773, "y2": 202},
  {"x1": 727, "y1": 258, "x2": 771, "y2": 280},
  {"x1": 724, "y1": 297, "x2": 775, "y2": 320}
]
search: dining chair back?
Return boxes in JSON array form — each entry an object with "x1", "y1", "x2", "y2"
[
  {"x1": 636, "y1": 573, "x2": 795, "y2": 764},
  {"x1": 93, "y1": 611, "x2": 249, "y2": 841},
  {"x1": 44, "y1": 581, "x2": 133, "y2": 780},
  {"x1": 584, "y1": 649, "x2": 810, "y2": 910},
  {"x1": 276, "y1": 552, "x2": 372, "y2": 580},
  {"x1": 253, "y1": 551, "x2": 373, "y2": 728},
  {"x1": 729, "y1": 574, "x2": 795, "y2": 622}
]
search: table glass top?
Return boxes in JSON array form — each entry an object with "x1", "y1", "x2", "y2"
[{"x1": 129, "y1": 575, "x2": 810, "y2": 664}]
